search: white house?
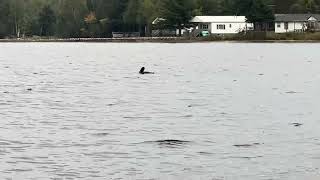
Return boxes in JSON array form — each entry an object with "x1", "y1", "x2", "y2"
[
  {"x1": 190, "y1": 16, "x2": 254, "y2": 34},
  {"x1": 275, "y1": 14, "x2": 320, "y2": 33}
]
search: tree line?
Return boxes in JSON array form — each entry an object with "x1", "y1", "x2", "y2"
[{"x1": 0, "y1": 0, "x2": 319, "y2": 38}]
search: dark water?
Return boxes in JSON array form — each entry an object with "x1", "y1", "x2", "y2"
[{"x1": 0, "y1": 42, "x2": 320, "y2": 180}]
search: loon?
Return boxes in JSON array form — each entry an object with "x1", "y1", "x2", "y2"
[{"x1": 139, "y1": 67, "x2": 154, "y2": 74}]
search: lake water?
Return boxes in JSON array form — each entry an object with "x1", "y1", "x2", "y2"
[{"x1": 0, "y1": 42, "x2": 320, "y2": 180}]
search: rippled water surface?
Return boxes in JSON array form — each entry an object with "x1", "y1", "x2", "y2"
[{"x1": 0, "y1": 42, "x2": 320, "y2": 180}]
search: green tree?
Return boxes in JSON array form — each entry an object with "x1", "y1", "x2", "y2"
[
  {"x1": 231, "y1": 0, "x2": 274, "y2": 22},
  {"x1": 123, "y1": 0, "x2": 144, "y2": 32},
  {"x1": 55, "y1": 0, "x2": 88, "y2": 37},
  {"x1": 160, "y1": 0, "x2": 196, "y2": 36},
  {"x1": 195, "y1": 0, "x2": 221, "y2": 15},
  {"x1": 0, "y1": 0, "x2": 12, "y2": 38},
  {"x1": 290, "y1": 0, "x2": 319, "y2": 13},
  {"x1": 141, "y1": 0, "x2": 162, "y2": 36},
  {"x1": 275, "y1": 0, "x2": 296, "y2": 13},
  {"x1": 0, "y1": 0, "x2": 318, "y2": 38},
  {"x1": 39, "y1": 5, "x2": 56, "y2": 36},
  {"x1": 290, "y1": 3, "x2": 305, "y2": 12},
  {"x1": 302, "y1": 0, "x2": 317, "y2": 12}
]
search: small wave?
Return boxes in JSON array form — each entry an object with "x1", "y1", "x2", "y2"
[
  {"x1": 91, "y1": 133, "x2": 109, "y2": 137},
  {"x1": 7, "y1": 168, "x2": 33, "y2": 172},
  {"x1": 83, "y1": 151, "x2": 130, "y2": 157},
  {"x1": 181, "y1": 115, "x2": 193, "y2": 118},
  {"x1": 225, "y1": 156, "x2": 263, "y2": 159},
  {"x1": 198, "y1": 152, "x2": 214, "y2": 155},
  {"x1": 187, "y1": 104, "x2": 207, "y2": 107},
  {"x1": 155, "y1": 139, "x2": 190, "y2": 144},
  {"x1": 291, "y1": 123, "x2": 303, "y2": 127},
  {"x1": 233, "y1": 143, "x2": 261, "y2": 148},
  {"x1": 123, "y1": 116, "x2": 151, "y2": 119},
  {"x1": 142, "y1": 139, "x2": 191, "y2": 148},
  {"x1": 285, "y1": 91, "x2": 301, "y2": 94}
]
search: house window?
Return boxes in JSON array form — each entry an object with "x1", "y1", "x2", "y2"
[
  {"x1": 217, "y1": 24, "x2": 226, "y2": 30},
  {"x1": 284, "y1": 22, "x2": 288, "y2": 30},
  {"x1": 200, "y1": 24, "x2": 209, "y2": 30},
  {"x1": 229, "y1": 24, "x2": 232, "y2": 28},
  {"x1": 277, "y1": 23, "x2": 281, "y2": 28}
]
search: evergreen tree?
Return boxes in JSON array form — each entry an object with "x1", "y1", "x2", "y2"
[
  {"x1": 0, "y1": 0, "x2": 12, "y2": 37},
  {"x1": 55, "y1": 0, "x2": 88, "y2": 38},
  {"x1": 123, "y1": 0, "x2": 144, "y2": 32},
  {"x1": 239, "y1": 0, "x2": 274, "y2": 23},
  {"x1": 160, "y1": 0, "x2": 196, "y2": 36},
  {"x1": 39, "y1": 5, "x2": 56, "y2": 36},
  {"x1": 196, "y1": 0, "x2": 222, "y2": 15}
]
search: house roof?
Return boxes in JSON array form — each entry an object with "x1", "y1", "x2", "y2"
[
  {"x1": 275, "y1": 14, "x2": 320, "y2": 22},
  {"x1": 190, "y1": 16, "x2": 247, "y2": 23},
  {"x1": 152, "y1": 17, "x2": 166, "y2": 25}
]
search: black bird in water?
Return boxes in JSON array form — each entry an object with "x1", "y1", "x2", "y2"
[{"x1": 139, "y1": 67, "x2": 154, "y2": 74}]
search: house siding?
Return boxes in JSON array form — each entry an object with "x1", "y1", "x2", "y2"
[
  {"x1": 275, "y1": 22, "x2": 305, "y2": 33},
  {"x1": 190, "y1": 16, "x2": 253, "y2": 35},
  {"x1": 209, "y1": 22, "x2": 252, "y2": 34}
]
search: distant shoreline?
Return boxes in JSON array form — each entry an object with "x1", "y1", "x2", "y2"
[
  {"x1": 0, "y1": 37, "x2": 188, "y2": 43},
  {"x1": 1, "y1": 37, "x2": 320, "y2": 43}
]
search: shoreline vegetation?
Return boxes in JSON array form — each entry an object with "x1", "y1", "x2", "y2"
[
  {"x1": 2, "y1": 32, "x2": 320, "y2": 43},
  {"x1": 0, "y1": 0, "x2": 320, "y2": 40}
]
